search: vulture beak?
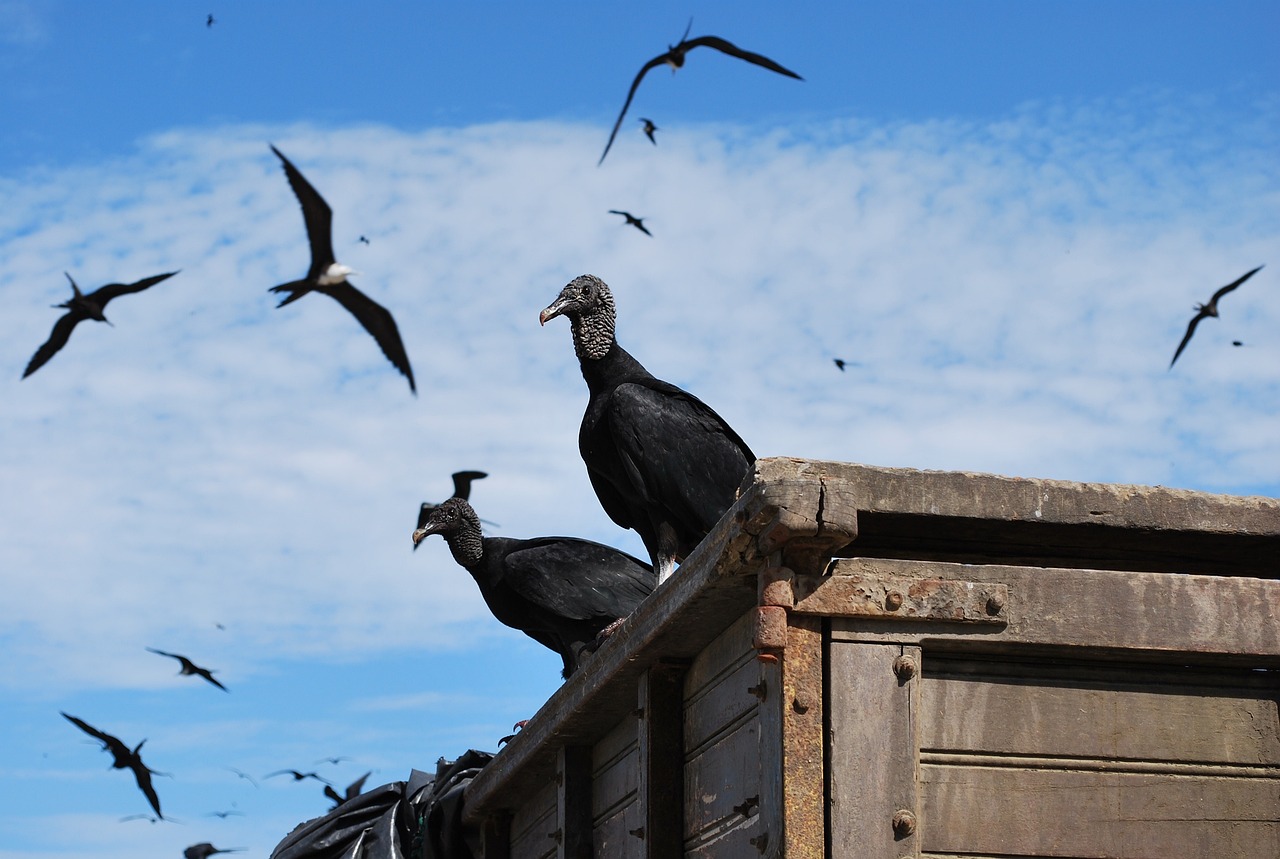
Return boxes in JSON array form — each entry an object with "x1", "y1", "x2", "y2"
[
  {"x1": 411, "y1": 525, "x2": 435, "y2": 546},
  {"x1": 539, "y1": 297, "x2": 571, "y2": 326}
]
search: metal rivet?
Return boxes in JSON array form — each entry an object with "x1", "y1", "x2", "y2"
[
  {"x1": 628, "y1": 826, "x2": 645, "y2": 839},
  {"x1": 548, "y1": 827, "x2": 563, "y2": 843},
  {"x1": 747, "y1": 682, "x2": 767, "y2": 700},
  {"x1": 749, "y1": 832, "x2": 770, "y2": 852},
  {"x1": 885, "y1": 591, "x2": 904, "y2": 611},
  {"x1": 892, "y1": 655, "x2": 917, "y2": 681},
  {"x1": 986, "y1": 593, "x2": 1005, "y2": 615},
  {"x1": 793, "y1": 691, "x2": 813, "y2": 714},
  {"x1": 892, "y1": 809, "x2": 916, "y2": 838}
]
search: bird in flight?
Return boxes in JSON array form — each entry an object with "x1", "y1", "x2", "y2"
[
  {"x1": 1168, "y1": 266, "x2": 1263, "y2": 369},
  {"x1": 639, "y1": 118, "x2": 659, "y2": 144},
  {"x1": 415, "y1": 470, "x2": 492, "y2": 550},
  {"x1": 225, "y1": 767, "x2": 258, "y2": 787},
  {"x1": 833, "y1": 358, "x2": 847, "y2": 372},
  {"x1": 185, "y1": 844, "x2": 244, "y2": 859},
  {"x1": 358, "y1": 235, "x2": 371, "y2": 245},
  {"x1": 324, "y1": 771, "x2": 373, "y2": 808},
  {"x1": 265, "y1": 769, "x2": 333, "y2": 786},
  {"x1": 268, "y1": 144, "x2": 416, "y2": 393},
  {"x1": 22, "y1": 271, "x2": 178, "y2": 378},
  {"x1": 314, "y1": 755, "x2": 352, "y2": 765},
  {"x1": 598, "y1": 20, "x2": 802, "y2": 165},
  {"x1": 206, "y1": 809, "x2": 244, "y2": 819},
  {"x1": 146, "y1": 648, "x2": 228, "y2": 691},
  {"x1": 61, "y1": 713, "x2": 165, "y2": 819},
  {"x1": 609, "y1": 210, "x2": 653, "y2": 237}
]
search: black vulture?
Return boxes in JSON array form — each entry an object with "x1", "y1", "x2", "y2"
[
  {"x1": 324, "y1": 771, "x2": 372, "y2": 808},
  {"x1": 1169, "y1": 265, "x2": 1264, "y2": 368},
  {"x1": 61, "y1": 713, "x2": 165, "y2": 819},
  {"x1": 145, "y1": 647, "x2": 228, "y2": 691},
  {"x1": 268, "y1": 144, "x2": 416, "y2": 393},
  {"x1": 23, "y1": 271, "x2": 178, "y2": 378},
  {"x1": 598, "y1": 20, "x2": 802, "y2": 165},
  {"x1": 608, "y1": 210, "x2": 653, "y2": 237},
  {"x1": 412, "y1": 497, "x2": 656, "y2": 678},
  {"x1": 539, "y1": 274, "x2": 755, "y2": 583},
  {"x1": 415, "y1": 469, "x2": 490, "y2": 551}
]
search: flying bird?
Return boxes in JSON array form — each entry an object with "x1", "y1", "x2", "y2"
[
  {"x1": 61, "y1": 713, "x2": 165, "y2": 819},
  {"x1": 206, "y1": 809, "x2": 244, "y2": 819},
  {"x1": 226, "y1": 767, "x2": 258, "y2": 787},
  {"x1": 206, "y1": 14, "x2": 215, "y2": 28},
  {"x1": 268, "y1": 144, "x2": 416, "y2": 393},
  {"x1": 833, "y1": 358, "x2": 847, "y2": 371},
  {"x1": 314, "y1": 755, "x2": 352, "y2": 765},
  {"x1": 119, "y1": 813, "x2": 167, "y2": 824},
  {"x1": 1169, "y1": 266, "x2": 1263, "y2": 368},
  {"x1": 609, "y1": 210, "x2": 653, "y2": 237},
  {"x1": 265, "y1": 769, "x2": 332, "y2": 786},
  {"x1": 146, "y1": 647, "x2": 227, "y2": 691},
  {"x1": 358, "y1": 235, "x2": 370, "y2": 245},
  {"x1": 540, "y1": 275, "x2": 755, "y2": 583},
  {"x1": 413, "y1": 498, "x2": 656, "y2": 678},
  {"x1": 598, "y1": 20, "x2": 802, "y2": 165},
  {"x1": 639, "y1": 118, "x2": 659, "y2": 144},
  {"x1": 22, "y1": 271, "x2": 178, "y2": 378},
  {"x1": 415, "y1": 470, "x2": 491, "y2": 550},
  {"x1": 185, "y1": 844, "x2": 244, "y2": 859},
  {"x1": 324, "y1": 771, "x2": 372, "y2": 808}
]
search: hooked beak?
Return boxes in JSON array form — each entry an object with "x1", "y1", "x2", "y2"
[
  {"x1": 539, "y1": 298, "x2": 570, "y2": 327},
  {"x1": 411, "y1": 525, "x2": 435, "y2": 546}
]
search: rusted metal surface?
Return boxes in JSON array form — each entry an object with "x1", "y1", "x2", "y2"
[
  {"x1": 752, "y1": 605, "x2": 789, "y2": 655},
  {"x1": 779, "y1": 615, "x2": 825, "y2": 859},
  {"x1": 793, "y1": 569, "x2": 1010, "y2": 623},
  {"x1": 758, "y1": 566, "x2": 795, "y2": 608}
]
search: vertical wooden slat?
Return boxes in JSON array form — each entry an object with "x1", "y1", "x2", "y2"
[
  {"x1": 827, "y1": 641, "x2": 921, "y2": 858},
  {"x1": 482, "y1": 811, "x2": 512, "y2": 859},
  {"x1": 557, "y1": 745, "x2": 592, "y2": 859},
  {"x1": 638, "y1": 661, "x2": 687, "y2": 858}
]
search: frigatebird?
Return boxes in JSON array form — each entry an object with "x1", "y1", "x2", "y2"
[
  {"x1": 324, "y1": 771, "x2": 372, "y2": 808},
  {"x1": 226, "y1": 767, "x2": 258, "y2": 787},
  {"x1": 609, "y1": 210, "x2": 653, "y2": 237},
  {"x1": 61, "y1": 713, "x2": 165, "y2": 819},
  {"x1": 268, "y1": 145, "x2": 416, "y2": 393},
  {"x1": 206, "y1": 14, "x2": 215, "y2": 28},
  {"x1": 207, "y1": 809, "x2": 244, "y2": 819},
  {"x1": 146, "y1": 647, "x2": 227, "y2": 691},
  {"x1": 185, "y1": 844, "x2": 244, "y2": 859},
  {"x1": 598, "y1": 20, "x2": 802, "y2": 165},
  {"x1": 314, "y1": 755, "x2": 352, "y2": 765},
  {"x1": 639, "y1": 118, "x2": 659, "y2": 144},
  {"x1": 265, "y1": 769, "x2": 332, "y2": 786},
  {"x1": 833, "y1": 358, "x2": 847, "y2": 372},
  {"x1": 1169, "y1": 266, "x2": 1263, "y2": 369},
  {"x1": 415, "y1": 470, "x2": 491, "y2": 550},
  {"x1": 22, "y1": 271, "x2": 178, "y2": 378}
]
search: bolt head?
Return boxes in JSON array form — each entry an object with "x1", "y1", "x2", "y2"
[{"x1": 885, "y1": 591, "x2": 904, "y2": 611}]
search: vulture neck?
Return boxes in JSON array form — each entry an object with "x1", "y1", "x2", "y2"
[
  {"x1": 578, "y1": 342, "x2": 656, "y2": 394},
  {"x1": 442, "y1": 523, "x2": 485, "y2": 570}
]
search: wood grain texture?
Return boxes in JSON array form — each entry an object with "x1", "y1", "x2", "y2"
[{"x1": 638, "y1": 664, "x2": 685, "y2": 859}]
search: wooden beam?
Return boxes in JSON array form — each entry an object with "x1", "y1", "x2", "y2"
[
  {"x1": 557, "y1": 746, "x2": 592, "y2": 859},
  {"x1": 637, "y1": 663, "x2": 686, "y2": 859}
]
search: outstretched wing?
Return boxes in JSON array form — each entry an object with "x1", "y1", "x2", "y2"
[
  {"x1": 128, "y1": 758, "x2": 163, "y2": 818},
  {"x1": 1169, "y1": 311, "x2": 1207, "y2": 369},
  {"x1": 61, "y1": 711, "x2": 113, "y2": 745},
  {"x1": 271, "y1": 145, "x2": 336, "y2": 277},
  {"x1": 23, "y1": 313, "x2": 81, "y2": 378},
  {"x1": 451, "y1": 471, "x2": 488, "y2": 499},
  {"x1": 145, "y1": 646, "x2": 180, "y2": 662},
  {"x1": 1210, "y1": 264, "x2": 1264, "y2": 304},
  {"x1": 317, "y1": 281, "x2": 416, "y2": 393},
  {"x1": 90, "y1": 271, "x2": 179, "y2": 306},
  {"x1": 599, "y1": 53, "x2": 672, "y2": 166},
  {"x1": 684, "y1": 36, "x2": 804, "y2": 79}
]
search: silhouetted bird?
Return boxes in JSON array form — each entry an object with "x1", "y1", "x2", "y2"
[
  {"x1": 1233, "y1": 340, "x2": 1244, "y2": 347},
  {"x1": 598, "y1": 20, "x2": 802, "y2": 165},
  {"x1": 1169, "y1": 266, "x2": 1263, "y2": 369},
  {"x1": 119, "y1": 813, "x2": 167, "y2": 824},
  {"x1": 22, "y1": 271, "x2": 178, "y2": 378},
  {"x1": 61, "y1": 713, "x2": 165, "y2": 819},
  {"x1": 269, "y1": 144, "x2": 416, "y2": 393},
  {"x1": 185, "y1": 844, "x2": 243, "y2": 859},
  {"x1": 415, "y1": 470, "x2": 490, "y2": 551},
  {"x1": 206, "y1": 809, "x2": 244, "y2": 819},
  {"x1": 608, "y1": 210, "x2": 653, "y2": 237},
  {"x1": 413, "y1": 498, "x2": 656, "y2": 678},
  {"x1": 833, "y1": 358, "x2": 846, "y2": 371},
  {"x1": 639, "y1": 118, "x2": 659, "y2": 144},
  {"x1": 324, "y1": 771, "x2": 372, "y2": 808},
  {"x1": 314, "y1": 756, "x2": 352, "y2": 765},
  {"x1": 206, "y1": 14, "x2": 214, "y2": 28},
  {"x1": 265, "y1": 769, "x2": 332, "y2": 786},
  {"x1": 146, "y1": 647, "x2": 227, "y2": 691},
  {"x1": 540, "y1": 275, "x2": 755, "y2": 583},
  {"x1": 358, "y1": 235, "x2": 370, "y2": 245},
  {"x1": 226, "y1": 767, "x2": 258, "y2": 787}
]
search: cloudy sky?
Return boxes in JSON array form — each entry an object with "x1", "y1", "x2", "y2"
[{"x1": 1, "y1": 2, "x2": 1277, "y2": 856}]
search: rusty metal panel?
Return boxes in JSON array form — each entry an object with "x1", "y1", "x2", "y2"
[{"x1": 794, "y1": 569, "x2": 1008, "y2": 623}]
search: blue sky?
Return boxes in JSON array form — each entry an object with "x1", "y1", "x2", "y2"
[{"x1": 1, "y1": 2, "x2": 1277, "y2": 857}]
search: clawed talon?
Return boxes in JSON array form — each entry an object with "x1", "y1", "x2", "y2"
[{"x1": 498, "y1": 719, "x2": 530, "y2": 747}]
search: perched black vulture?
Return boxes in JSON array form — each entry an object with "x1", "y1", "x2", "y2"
[
  {"x1": 414, "y1": 470, "x2": 490, "y2": 551},
  {"x1": 23, "y1": 271, "x2": 178, "y2": 378},
  {"x1": 145, "y1": 647, "x2": 227, "y2": 691},
  {"x1": 539, "y1": 274, "x2": 755, "y2": 583},
  {"x1": 61, "y1": 713, "x2": 165, "y2": 819},
  {"x1": 412, "y1": 498, "x2": 656, "y2": 678},
  {"x1": 1169, "y1": 265, "x2": 1263, "y2": 369}
]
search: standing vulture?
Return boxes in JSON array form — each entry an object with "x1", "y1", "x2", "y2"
[
  {"x1": 413, "y1": 498, "x2": 656, "y2": 678},
  {"x1": 539, "y1": 274, "x2": 755, "y2": 583}
]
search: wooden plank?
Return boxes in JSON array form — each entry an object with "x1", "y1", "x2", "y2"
[
  {"x1": 509, "y1": 778, "x2": 557, "y2": 859},
  {"x1": 591, "y1": 717, "x2": 638, "y2": 824},
  {"x1": 481, "y1": 812, "x2": 512, "y2": 859},
  {"x1": 684, "y1": 717, "x2": 764, "y2": 840},
  {"x1": 824, "y1": 558, "x2": 1280, "y2": 658},
  {"x1": 920, "y1": 663, "x2": 1280, "y2": 765},
  {"x1": 638, "y1": 663, "x2": 685, "y2": 859},
  {"x1": 921, "y1": 763, "x2": 1280, "y2": 858},
  {"x1": 592, "y1": 797, "x2": 643, "y2": 859},
  {"x1": 828, "y1": 641, "x2": 922, "y2": 858},
  {"x1": 684, "y1": 816, "x2": 767, "y2": 858},
  {"x1": 557, "y1": 746, "x2": 591, "y2": 859}
]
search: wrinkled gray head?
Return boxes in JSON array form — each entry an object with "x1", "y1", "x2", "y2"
[
  {"x1": 411, "y1": 497, "x2": 482, "y2": 546},
  {"x1": 538, "y1": 274, "x2": 616, "y2": 361}
]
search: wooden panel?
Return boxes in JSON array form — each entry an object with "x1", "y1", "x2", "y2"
[
  {"x1": 921, "y1": 662, "x2": 1280, "y2": 765},
  {"x1": 639, "y1": 663, "x2": 686, "y2": 859},
  {"x1": 684, "y1": 815, "x2": 765, "y2": 858},
  {"x1": 828, "y1": 641, "x2": 922, "y2": 858},
  {"x1": 684, "y1": 718, "x2": 764, "y2": 841},
  {"x1": 509, "y1": 778, "x2": 557, "y2": 859},
  {"x1": 557, "y1": 746, "x2": 591, "y2": 859},
  {"x1": 825, "y1": 558, "x2": 1280, "y2": 659},
  {"x1": 921, "y1": 763, "x2": 1280, "y2": 858},
  {"x1": 592, "y1": 795, "x2": 644, "y2": 859},
  {"x1": 592, "y1": 717, "x2": 638, "y2": 824}
]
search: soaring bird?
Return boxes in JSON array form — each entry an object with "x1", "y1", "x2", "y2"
[
  {"x1": 540, "y1": 275, "x2": 755, "y2": 583},
  {"x1": 608, "y1": 210, "x2": 653, "y2": 237},
  {"x1": 598, "y1": 20, "x2": 802, "y2": 165},
  {"x1": 265, "y1": 769, "x2": 332, "y2": 786},
  {"x1": 185, "y1": 844, "x2": 244, "y2": 859},
  {"x1": 1169, "y1": 266, "x2": 1263, "y2": 369},
  {"x1": 225, "y1": 767, "x2": 258, "y2": 787},
  {"x1": 413, "y1": 498, "x2": 656, "y2": 678},
  {"x1": 205, "y1": 14, "x2": 214, "y2": 28},
  {"x1": 324, "y1": 771, "x2": 372, "y2": 808},
  {"x1": 833, "y1": 358, "x2": 847, "y2": 372},
  {"x1": 146, "y1": 647, "x2": 227, "y2": 691},
  {"x1": 22, "y1": 271, "x2": 178, "y2": 378},
  {"x1": 639, "y1": 118, "x2": 659, "y2": 144},
  {"x1": 268, "y1": 144, "x2": 416, "y2": 393},
  {"x1": 415, "y1": 470, "x2": 490, "y2": 551},
  {"x1": 61, "y1": 713, "x2": 165, "y2": 819}
]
